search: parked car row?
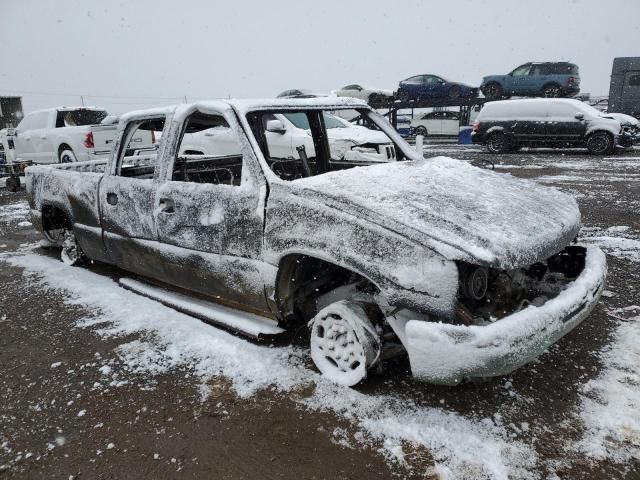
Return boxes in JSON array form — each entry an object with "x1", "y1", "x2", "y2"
[{"x1": 8, "y1": 107, "x2": 154, "y2": 165}]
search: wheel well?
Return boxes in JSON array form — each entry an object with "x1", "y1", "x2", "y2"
[
  {"x1": 275, "y1": 254, "x2": 377, "y2": 325},
  {"x1": 588, "y1": 130, "x2": 614, "y2": 139},
  {"x1": 58, "y1": 144, "x2": 72, "y2": 154},
  {"x1": 542, "y1": 82, "x2": 561, "y2": 90},
  {"x1": 42, "y1": 204, "x2": 71, "y2": 232}
]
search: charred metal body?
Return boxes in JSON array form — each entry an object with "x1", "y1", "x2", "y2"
[{"x1": 25, "y1": 97, "x2": 606, "y2": 386}]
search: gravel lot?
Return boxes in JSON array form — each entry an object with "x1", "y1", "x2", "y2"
[{"x1": 1, "y1": 145, "x2": 639, "y2": 479}]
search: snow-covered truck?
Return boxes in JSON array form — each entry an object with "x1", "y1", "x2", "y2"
[
  {"x1": 25, "y1": 97, "x2": 607, "y2": 386},
  {"x1": 12, "y1": 106, "x2": 154, "y2": 164}
]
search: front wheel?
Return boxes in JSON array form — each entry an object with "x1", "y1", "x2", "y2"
[
  {"x1": 486, "y1": 132, "x2": 509, "y2": 154},
  {"x1": 415, "y1": 126, "x2": 428, "y2": 137},
  {"x1": 586, "y1": 131, "x2": 614, "y2": 155},
  {"x1": 59, "y1": 149, "x2": 77, "y2": 164},
  {"x1": 61, "y1": 229, "x2": 86, "y2": 266},
  {"x1": 483, "y1": 83, "x2": 503, "y2": 100},
  {"x1": 309, "y1": 300, "x2": 381, "y2": 386}
]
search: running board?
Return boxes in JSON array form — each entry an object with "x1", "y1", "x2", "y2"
[{"x1": 119, "y1": 278, "x2": 285, "y2": 338}]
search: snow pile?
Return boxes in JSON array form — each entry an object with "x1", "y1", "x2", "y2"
[
  {"x1": 0, "y1": 201, "x2": 29, "y2": 224},
  {"x1": 3, "y1": 250, "x2": 538, "y2": 479},
  {"x1": 574, "y1": 306, "x2": 640, "y2": 463}
]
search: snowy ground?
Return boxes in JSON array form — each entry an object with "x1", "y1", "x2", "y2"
[{"x1": 0, "y1": 146, "x2": 639, "y2": 479}]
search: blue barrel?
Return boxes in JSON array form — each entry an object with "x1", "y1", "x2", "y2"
[{"x1": 458, "y1": 127, "x2": 473, "y2": 144}]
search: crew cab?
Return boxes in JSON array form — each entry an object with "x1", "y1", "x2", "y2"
[
  {"x1": 26, "y1": 97, "x2": 606, "y2": 386},
  {"x1": 180, "y1": 110, "x2": 397, "y2": 166},
  {"x1": 472, "y1": 98, "x2": 630, "y2": 154},
  {"x1": 12, "y1": 107, "x2": 154, "y2": 164}
]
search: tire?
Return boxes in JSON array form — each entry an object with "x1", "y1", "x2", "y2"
[
  {"x1": 61, "y1": 229, "x2": 87, "y2": 266},
  {"x1": 486, "y1": 132, "x2": 509, "y2": 154},
  {"x1": 586, "y1": 131, "x2": 614, "y2": 155},
  {"x1": 59, "y1": 148, "x2": 77, "y2": 164},
  {"x1": 309, "y1": 300, "x2": 381, "y2": 386},
  {"x1": 448, "y1": 86, "x2": 461, "y2": 99},
  {"x1": 397, "y1": 90, "x2": 409, "y2": 102},
  {"x1": 483, "y1": 82, "x2": 503, "y2": 100},
  {"x1": 43, "y1": 227, "x2": 66, "y2": 247},
  {"x1": 542, "y1": 84, "x2": 562, "y2": 98},
  {"x1": 415, "y1": 126, "x2": 428, "y2": 137},
  {"x1": 5, "y1": 176, "x2": 20, "y2": 192}
]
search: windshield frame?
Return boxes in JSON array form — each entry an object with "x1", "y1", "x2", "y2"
[{"x1": 241, "y1": 106, "x2": 421, "y2": 185}]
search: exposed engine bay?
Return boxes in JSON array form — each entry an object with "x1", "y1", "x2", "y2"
[{"x1": 456, "y1": 245, "x2": 587, "y2": 325}]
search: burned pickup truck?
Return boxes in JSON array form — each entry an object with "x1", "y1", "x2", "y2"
[{"x1": 26, "y1": 97, "x2": 607, "y2": 386}]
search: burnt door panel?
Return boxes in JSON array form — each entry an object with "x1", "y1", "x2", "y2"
[
  {"x1": 154, "y1": 181, "x2": 271, "y2": 314},
  {"x1": 99, "y1": 175, "x2": 165, "y2": 279}
]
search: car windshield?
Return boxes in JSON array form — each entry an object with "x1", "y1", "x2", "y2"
[{"x1": 284, "y1": 112, "x2": 347, "y2": 129}]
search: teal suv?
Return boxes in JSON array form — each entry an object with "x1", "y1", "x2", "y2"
[{"x1": 481, "y1": 62, "x2": 580, "y2": 99}]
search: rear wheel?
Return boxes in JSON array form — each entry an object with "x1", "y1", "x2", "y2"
[
  {"x1": 59, "y1": 149, "x2": 77, "y2": 164},
  {"x1": 483, "y1": 82, "x2": 503, "y2": 100},
  {"x1": 309, "y1": 300, "x2": 381, "y2": 386},
  {"x1": 486, "y1": 132, "x2": 509, "y2": 154},
  {"x1": 397, "y1": 90, "x2": 409, "y2": 102},
  {"x1": 543, "y1": 84, "x2": 562, "y2": 98},
  {"x1": 586, "y1": 131, "x2": 614, "y2": 155}
]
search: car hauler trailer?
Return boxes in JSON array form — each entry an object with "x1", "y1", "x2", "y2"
[
  {"x1": 0, "y1": 96, "x2": 24, "y2": 129},
  {"x1": 608, "y1": 57, "x2": 640, "y2": 119}
]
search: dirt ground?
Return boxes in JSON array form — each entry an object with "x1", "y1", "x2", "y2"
[{"x1": 1, "y1": 145, "x2": 639, "y2": 479}]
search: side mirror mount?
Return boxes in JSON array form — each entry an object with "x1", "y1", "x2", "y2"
[
  {"x1": 574, "y1": 112, "x2": 585, "y2": 120},
  {"x1": 266, "y1": 119, "x2": 287, "y2": 134}
]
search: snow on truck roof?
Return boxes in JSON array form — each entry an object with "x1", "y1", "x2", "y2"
[
  {"x1": 120, "y1": 97, "x2": 369, "y2": 123},
  {"x1": 27, "y1": 106, "x2": 105, "y2": 114}
]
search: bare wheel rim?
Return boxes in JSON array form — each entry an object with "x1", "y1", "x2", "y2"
[
  {"x1": 310, "y1": 301, "x2": 379, "y2": 386},
  {"x1": 61, "y1": 230, "x2": 83, "y2": 265}
]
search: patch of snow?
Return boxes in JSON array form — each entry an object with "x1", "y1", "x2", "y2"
[
  {"x1": 50, "y1": 362, "x2": 62, "y2": 368},
  {"x1": 0, "y1": 201, "x2": 29, "y2": 224},
  {"x1": 574, "y1": 306, "x2": 640, "y2": 463},
  {"x1": 5, "y1": 251, "x2": 540, "y2": 479},
  {"x1": 77, "y1": 410, "x2": 86, "y2": 417}
]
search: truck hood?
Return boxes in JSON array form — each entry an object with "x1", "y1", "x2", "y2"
[{"x1": 293, "y1": 157, "x2": 581, "y2": 268}]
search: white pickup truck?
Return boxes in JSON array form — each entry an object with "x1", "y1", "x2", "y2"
[{"x1": 11, "y1": 107, "x2": 154, "y2": 164}]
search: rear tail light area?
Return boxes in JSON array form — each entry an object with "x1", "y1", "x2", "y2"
[
  {"x1": 151, "y1": 130, "x2": 156, "y2": 144},
  {"x1": 83, "y1": 131, "x2": 94, "y2": 149}
]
